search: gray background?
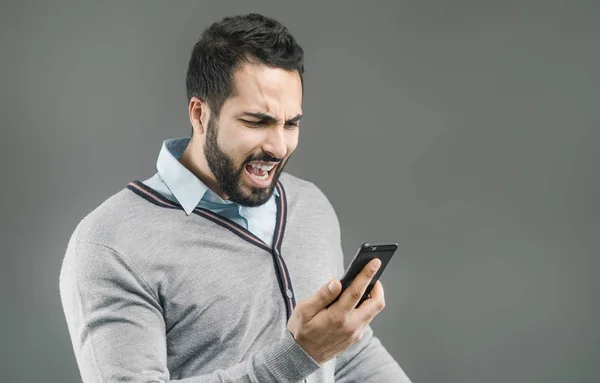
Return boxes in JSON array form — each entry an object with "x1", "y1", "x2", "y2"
[{"x1": 1, "y1": 1, "x2": 598, "y2": 382}]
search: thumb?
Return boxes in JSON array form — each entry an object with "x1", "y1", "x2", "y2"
[
  {"x1": 303, "y1": 279, "x2": 341, "y2": 316},
  {"x1": 326, "y1": 279, "x2": 341, "y2": 298}
]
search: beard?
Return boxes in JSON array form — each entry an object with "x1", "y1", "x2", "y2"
[{"x1": 203, "y1": 117, "x2": 289, "y2": 207}]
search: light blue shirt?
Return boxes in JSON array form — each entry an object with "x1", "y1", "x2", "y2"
[{"x1": 142, "y1": 137, "x2": 279, "y2": 248}]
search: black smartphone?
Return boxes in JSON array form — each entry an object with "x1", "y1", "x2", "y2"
[{"x1": 326, "y1": 242, "x2": 398, "y2": 309}]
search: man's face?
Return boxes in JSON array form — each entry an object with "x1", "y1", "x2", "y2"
[{"x1": 202, "y1": 63, "x2": 303, "y2": 207}]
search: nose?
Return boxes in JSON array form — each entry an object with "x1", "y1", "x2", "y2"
[{"x1": 262, "y1": 127, "x2": 287, "y2": 160}]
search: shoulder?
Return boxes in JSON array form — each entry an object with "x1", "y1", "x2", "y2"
[
  {"x1": 69, "y1": 185, "x2": 155, "y2": 247},
  {"x1": 279, "y1": 172, "x2": 339, "y2": 219},
  {"x1": 60, "y1": 186, "x2": 160, "y2": 300},
  {"x1": 279, "y1": 172, "x2": 329, "y2": 199}
]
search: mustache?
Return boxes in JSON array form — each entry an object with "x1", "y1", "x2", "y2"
[{"x1": 244, "y1": 153, "x2": 283, "y2": 164}]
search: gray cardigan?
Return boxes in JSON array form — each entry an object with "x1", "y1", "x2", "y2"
[{"x1": 59, "y1": 172, "x2": 411, "y2": 382}]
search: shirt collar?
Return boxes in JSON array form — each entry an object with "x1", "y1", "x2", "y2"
[{"x1": 156, "y1": 137, "x2": 278, "y2": 215}]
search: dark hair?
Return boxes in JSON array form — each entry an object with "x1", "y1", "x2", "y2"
[{"x1": 185, "y1": 13, "x2": 305, "y2": 119}]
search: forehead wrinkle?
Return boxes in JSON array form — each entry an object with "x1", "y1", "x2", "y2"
[
  {"x1": 228, "y1": 64, "x2": 302, "y2": 122},
  {"x1": 237, "y1": 91, "x2": 298, "y2": 123}
]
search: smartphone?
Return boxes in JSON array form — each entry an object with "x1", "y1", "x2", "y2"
[{"x1": 326, "y1": 242, "x2": 398, "y2": 309}]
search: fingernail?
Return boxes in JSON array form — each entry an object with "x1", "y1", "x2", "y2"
[
  {"x1": 328, "y1": 281, "x2": 337, "y2": 293},
  {"x1": 372, "y1": 259, "x2": 381, "y2": 270}
]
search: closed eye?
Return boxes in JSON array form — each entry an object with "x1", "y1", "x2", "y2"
[
  {"x1": 241, "y1": 120, "x2": 298, "y2": 128},
  {"x1": 241, "y1": 120, "x2": 263, "y2": 126}
]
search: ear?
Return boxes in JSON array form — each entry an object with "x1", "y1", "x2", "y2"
[{"x1": 189, "y1": 97, "x2": 210, "y2": 135}]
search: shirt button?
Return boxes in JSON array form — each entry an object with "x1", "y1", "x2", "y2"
[{"x1": 286, "y1": 289, "x2": 293, "y2": 299}]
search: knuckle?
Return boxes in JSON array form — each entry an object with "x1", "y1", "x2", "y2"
[
  {"x1": 331, "y1": 314, "x2": 346, "y2": 327},
  {"x1": 317, "y1": 295, "x2": 328, "y2": 306},
  {"x1": 350, "y1": 287, "x2": 363, "y2": 300},
  {"x1": 364, "y1": 267, "x2": 376, "y2": 278},
  {"x1": 376, "y1": 299, "x2": 386, "y2": 311}
]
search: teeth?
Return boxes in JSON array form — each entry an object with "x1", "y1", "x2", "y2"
[{"x1": 250, "y1": 163, "x2": 275, "y2": 171}]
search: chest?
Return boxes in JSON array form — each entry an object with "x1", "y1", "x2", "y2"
[{"x1": 125, "y1": 208, "x2": 343, "y2": 371}]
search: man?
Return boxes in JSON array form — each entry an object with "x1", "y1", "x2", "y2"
[{"x1": 59, "y1": 13, "x2": 412, "y2": 383}]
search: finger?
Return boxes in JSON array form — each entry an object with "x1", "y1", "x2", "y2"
[
  {"x1": 300, "y1": 279, "x2": 342, "y2": 318},
  {"x1": 355, "y1": 280, "x2": 385, "y2": 323},
  {"x1": 337, "y1": 258, "x2": 381, "y2": 312}
]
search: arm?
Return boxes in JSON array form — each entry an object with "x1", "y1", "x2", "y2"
[
  {"x1": 334, "y1": 325, "x2": 412, "y2": 383},
  {"x1": 59, "y1": 239, "x2": 320, "y2": 383}
]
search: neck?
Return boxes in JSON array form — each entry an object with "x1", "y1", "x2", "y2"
[{"x1": 179, "y1": 137, "x2": 229, "y2": 200}]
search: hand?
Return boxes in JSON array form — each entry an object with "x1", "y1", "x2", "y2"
[{"x1": 287, "y1": 258, "x2": 386, "y2": 365}]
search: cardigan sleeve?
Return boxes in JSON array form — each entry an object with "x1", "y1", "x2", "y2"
[
  {"x1": 334, "y1": 324, "x2": 412, "y2": 383},
  {"x1": 59, "y1": 239, "x2": 320, "y2": 383}
]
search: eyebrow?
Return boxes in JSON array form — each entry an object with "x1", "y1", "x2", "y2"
[{"x1": 239, "y1": 112, "x2": 303, "y2": 125}]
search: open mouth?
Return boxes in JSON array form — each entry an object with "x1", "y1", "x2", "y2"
[{"x1": 244, "y1": 162, "x2": 278, "y2": 186}]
